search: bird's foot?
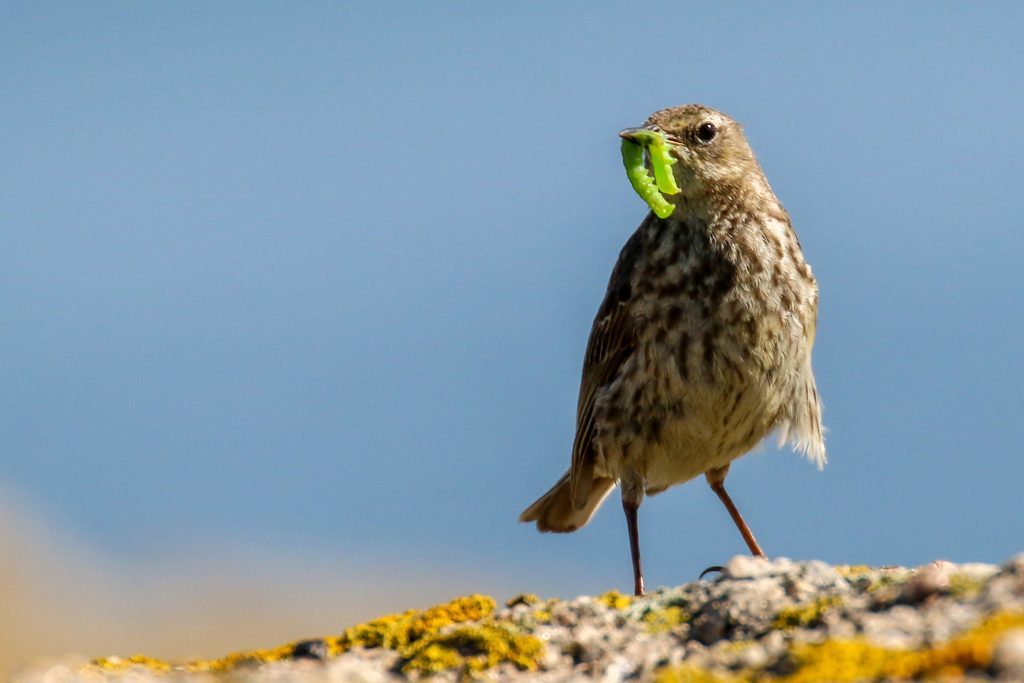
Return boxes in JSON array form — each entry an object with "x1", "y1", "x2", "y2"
[{"x1": 698, "y1": 565, "x2": 724, "y2": 580}]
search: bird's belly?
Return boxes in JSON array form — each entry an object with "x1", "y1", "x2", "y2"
[
  {"x1": 637, "y1": 420, "x2": 739, "y2": 491},
  {"x1": 634, "y1": 393, "x2": 772, "y2": 493},
  {"x1": 594, "y1": 337, "x2": 790, "y2": 494}
]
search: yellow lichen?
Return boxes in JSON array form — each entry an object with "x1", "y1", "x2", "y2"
[
  {"x1": 89, "y1": 654, "x2": 172, "y2": 673},
  {"x1": 401, "y1": 624, "x2": 543, "y2": 678},
  {"x1": 774, "y1": 639, "x2": 900, "y2": 683},
  {"x1": 86, "y1": 594, "x2": 509, "y2": 677},
  {"x1": 833, "y1": 564, "x2": 872, "y2": 578},
  {"x1": 833, "y1": 565, "x2": 914, "y2": 593},
  {"x1": 412, "y1": 594, "x2": 497, "y2": 636},
  {"x1": 772, "y1": 596, "x2": 843, "y2": 630},
  {"x1": 775, "y1": 611, "x2": 1024, "y2": 683},
  {"x1": 597, "y1": 590, "x2": 632, "y2": 609},
  {"x1": 654, "y1": 664, "x2": 738, "y2": 683},
  {"x1": 867, "y1": 569, "x2": 913, "y2": 593},
  {"x1": 657, "y1": 612, "x2": 1024, "y2": 683},
  {"x1": 184, "y1": 642, "x2": 295, "y2": 673},
  {"x1": 327, "y1": 594, "x2": 495, "y2": 655},
  {"x1": 947, "y1": 572, "x2": 986, "y2": 598},
  {"x1": 531, "y1": 608, "x2": 552, "y2": 623},
  {"x1": 643, "y1": 606, "x2": 689, "y2": 633},
  {"x1": 721, "y1": 639, "x2": 755, "y2": 654}
]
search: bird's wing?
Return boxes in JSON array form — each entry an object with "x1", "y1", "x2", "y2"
[
  {"x1": 781, "y1": 213, "x2": 818, "y2": 350},
  {"x1": 805, "y1": 290, "x2": 818, "y2": 349},
  {"x1": 569, "y1": 226, "x2": 646, "y2": 508}
]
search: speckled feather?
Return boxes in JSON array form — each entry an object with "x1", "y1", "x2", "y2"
[{"x1": 521, "y1": 105, "x2": 824, "y2": 534}]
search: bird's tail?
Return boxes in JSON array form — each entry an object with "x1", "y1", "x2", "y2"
[{"x1": 519, "y1": 471, "x2": 616, "y2": 533}]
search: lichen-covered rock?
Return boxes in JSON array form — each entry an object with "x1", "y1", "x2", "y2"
[
  {"x1": 14, "y1": 555, "x2": 1024, "y2": 682},
  {"x1": 992, "y1": 627, "x2": 1024, "y2": 676}
]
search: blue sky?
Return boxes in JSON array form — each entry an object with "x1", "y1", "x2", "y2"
[{"x1": 2, "y1": 1, "x2": 1023, "y2": 663}]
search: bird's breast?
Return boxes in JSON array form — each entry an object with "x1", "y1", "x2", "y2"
[{"x1": 590, "y1": 215, "x2": 814, "y2": 489}]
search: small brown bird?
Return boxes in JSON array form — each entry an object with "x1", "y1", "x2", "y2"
[{"x1": 520, "y1": 104, "x2": 825, "y2": 596}]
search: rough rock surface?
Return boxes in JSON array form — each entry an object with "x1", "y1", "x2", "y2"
[{"x1": 12, "y1": 554, "x2": 1024, "y2": 682}]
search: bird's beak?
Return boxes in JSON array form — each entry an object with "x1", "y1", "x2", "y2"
[{"x1": 618, "y1": 127, "x2": 647, "y2": 142}]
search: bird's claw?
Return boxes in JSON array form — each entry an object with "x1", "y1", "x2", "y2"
[{"x1": 699, "y1": 565, "x2": 724, "y2": 580}]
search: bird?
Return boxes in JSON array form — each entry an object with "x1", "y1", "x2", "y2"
[{"x1": 519, "y1": 104, "x2": 825, "y2": 596}]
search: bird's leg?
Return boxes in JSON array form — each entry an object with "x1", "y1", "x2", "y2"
[
  {"x1": 705, "y1": 466, "x2": 765, "y2": 557},
  {"x1": 620, "y1": 476, "x2": 645, "y2": 596},
  {"x1": 622, "y1": 498, "x2": 644, "y2": 596}
]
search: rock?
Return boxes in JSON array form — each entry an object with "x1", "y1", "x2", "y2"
[
  {"x1": 291, "y1": 639, "x2": 329, "y2": 660},
  {"x1": 1004, "y1": 553, "x2": 1024, "y2": 575},
  {"x1": 734, "y1": 642, "x2": 769, "y2": 669},
  {"x1": 325, "y1": 658, "x2": 402, "y2": 682},
  {"x1": 901, "y1": 560, "x2": 957, "y2": 603},
  {"x1": 992, "y1": 628, "x2": 1024, "y2": 675},
  {"x1": 722, "y1": 554, "x2": 774, "y2": 579},
  {"x1": 26, "y1": 554, "x2": 1024, "y2": 683},
  {"x1": 862, "y1": 604, "x2": 923, "y2": 649}
]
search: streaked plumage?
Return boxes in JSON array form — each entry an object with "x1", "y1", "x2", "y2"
[{"x1": 520, "y1": 105, "x2": 825, "y2": 595}]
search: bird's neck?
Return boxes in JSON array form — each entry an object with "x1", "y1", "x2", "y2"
[{"x1": 668, "y1": 174, "x2": 784, "y2": 237}]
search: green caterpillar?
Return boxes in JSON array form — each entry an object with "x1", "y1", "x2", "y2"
[{"x1": 621, "y1": 129, "x2": 680, "y2": 219}]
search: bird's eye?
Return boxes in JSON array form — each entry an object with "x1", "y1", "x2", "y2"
[{"x1": 696, "y1": 122, "x2": 717, "y2": 143}]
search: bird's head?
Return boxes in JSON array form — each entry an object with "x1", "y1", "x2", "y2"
[{"x1": 620, "y1": 104, "x2": 766, "y2": 200}]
